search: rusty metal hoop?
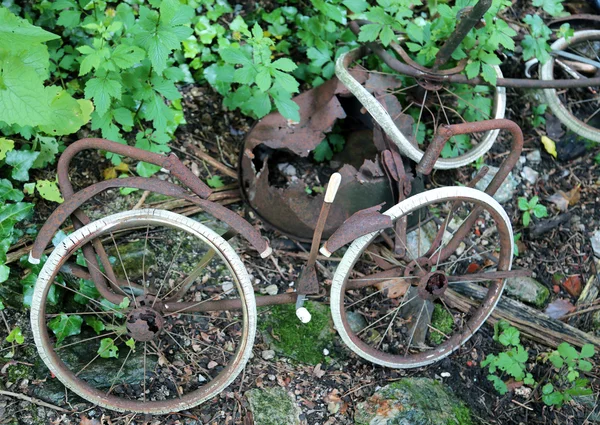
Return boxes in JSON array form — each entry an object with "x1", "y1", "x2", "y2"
[
  {"x1": 330, "y1": 186, "x2": 513, "y2": 368},
  {"x1": 30, "y1": 209, "x2": 256, "y2": 414}
]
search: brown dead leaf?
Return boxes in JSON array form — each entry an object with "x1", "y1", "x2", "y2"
[
  {"x1": 79, "y1": 417, "x2": 100, "y2": 425},
  {"x1": 313, "y1": 363, "x2": 326, "y2": 378},
  {"x1": 547, "y1": 185, "x2": 581, "y2": 212},
  {"x1": 375, "y1": 278, "x2": 410, "y2": 299}
]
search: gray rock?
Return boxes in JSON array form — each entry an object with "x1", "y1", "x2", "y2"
[
  {"x1": 345, "y1": 311, "x2": 368, "y2": 334},
  {"x1": 264, "y1": 284, "x2": 278, "y2": 296},
  {"x1": 474, "y1": 166, "x2": 519, "y2": 204},
  {"x1": 505, "y1": 276, "x2": 550, "y2": 307},
  {"x1": 261, "y1": 349, "x2": 275, "y2": 360},
  {"x1": 246, "y1": 387, "x2": 301, "y2": 425},
  {"x1": 355, "y1": 378, "x2": 472, "y2": 425},
  {"x1": 521, "y1": 166, "x2": 539, "y2": 185},
  {"x1": 591, "y1": 230, "x2": 600, "y2": 258},
  {"x1": 526, "y1": 150, "x2": 541, "y2": 163}
]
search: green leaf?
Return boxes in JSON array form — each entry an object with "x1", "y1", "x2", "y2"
[
  {"x1": 32, "y1": 136, "x2": 59, "y2": 169},
  {"x1": 113, "y1": 108, "x2": 134, "y2": 127},
  {"x1": 111, "y1": 45, "x2": 146, "y2": 70},
  {"x1": 245, "y1": 91, "x2": 271, "y2": 118},
  {"x1": 0, "y1": 179, "x2": 23, "y2": 202},
  {"x1": 125, "y1": 338, "x2": 136, "y2": 351},
  {"x1": 136, "y1": 162, "x2": 161, "y2": 178},
  {"x1": 220, "y1": 47, "x2": 252, "y2": 66},
  {"x1": 542, "y1": 390, "x2": 564, "y2": 406},
  {"x1": 273, "y1": 96, "x2": 300, "y2": 122},
  {"x1": 379, "y1": 26, "x2": 395, "y2": 47},
  {"x1": 272, "y1": 70, "x2": 299, "y2": 93},
  {"x1": 578, "y1": 360, "x2": 593, "y2": 372},
  {"x1": 272, "y1": 58, "x2": 297, "y2": 72},
  {"x1": 313, "y1": 139, "x2": 333, "y2": 162},
  {"x1": 5, "y1": 150, "x2": 40, "y2": 181},
  {"x1": 406, "y1": 22, "x2": 424, "y2": 44},
  {"x1": 74, "y1": 279, "x2": 100, "y2": 304},
  {"x1": 488, "y1": 375, "x2": 508, "y2": 395},
  {"x1": 98, "y1": 338, "x2": 119, "y2": 359},
  {"x1": 0, "y1": 300, "x2": 4, "y2": 310},
  {"x1": 48, "y1": 313, "x2": 83, "y2": 344},
  {"x1": 118, "y1": 297, "x2": 130, "y2": 309},
  {"x1": 84, "y1": 75, "x2": 122, "y2": 116},
  {"x1": 580, "y1": 344, "x2": 595, "y2": 358},
  {"x1": 532, "y1": 204, "x2": 548, "y2": 218},
  {"x1": 557, "y1": 342, "x2": 579, "y2": 361},
  {"x1": 36, "y1": 180, "x2": 64, "y2": 203},
  {"x1": 479, "y1": 52, "x2": 502, "y2": 65},
  {"x1": 532, "y1": 0, "x2": 565, "y2": 16},
  {"x1": 0, "y1": 8, "x2": 59, "y2": 51},
  {"x1": 0, "y1": 138, "x2": 15, "y2": 161},
  {"x1": 465, "y1": 61, "x2": 480, "y2": 80},
  {"x1": 307, "y1": 47, "x2": 331, "y2": 68},
  {"x1": 0, "y1": 202, "x2": 33, "y2": 230},
  {"x1": 233, "y1": 66, "x2": 257, "y2": 85},
  {"x1": 6, "y1": 326, "x2": 24, "y2": 344},
  {"x1": 39, "y1": 88, "x2": 93, "y2": 136},
  {"x1": 342, "y1": 0, "x2": 368, "y2": 13},
  {"x1": 84, "y1": 316, "x2": 105, "y2": 334},
  {"x1": 0, "y1": 266, "x2": 9, "y2": 284},
  {"x1": 358, "y1": 24, "x2": 381, "y2": 43},
  {"x1": 481, "y1": 63, "x2": 497, "y2": 85},
  {"x1": 542, "y1": 383, "x2": 554, "y2": 394},
  {"x1": 498, "y1": 327, "x2": 520, "y2": 346},
  {"x1": 522, "y1": 211, "x2": 531, "y2": 227},
  {"x1": 255, "y1": 68, "x2": 272, "y2": 92},
  {"x1": 206, "y1": 175, "x2": 224, "y2": 188},
  {"x1": 549, "y1": 352, "x2": 564, "y2": 368},
  {"x1": 518, "y1": 197, "x2": 530, "y2": 211},
  {"x1": 57, "y1": 9, "x2": 81, "y2": 28}
]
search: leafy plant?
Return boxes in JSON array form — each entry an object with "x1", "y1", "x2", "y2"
[
  {"x1": 481, "y1": 320, "x2": 535, "y2": 395},
  {"x1": 313, "y1": 133, "x2": 345, "y2": 162},
  {"x1": 531, "y1": 104, "x2": 547, "y2": 128},
  {"x1": 541, "y1": 343, "x2": 595, "y2": 406},
  {"x1": 518, "y1": 196, "x2": 548, "y2": 227},
  {"x1": 6, "y1": 326, "x2": 24, "y2": 345}
]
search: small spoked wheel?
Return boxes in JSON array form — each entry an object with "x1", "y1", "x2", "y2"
[
  {"x1": 541, "y1": 30, "x2": 600, "y2": 143},
  {"x1": 330, "y1": 187, "x2": 513, "y2": 368},
  {"x1": 31, "y1": 209, "x2": 255, "y2": 414},
  {"x1": 335, "y1": 48, "x2": 506, "y2": 169}
]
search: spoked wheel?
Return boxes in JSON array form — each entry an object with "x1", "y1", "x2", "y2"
[
  {"x1": 541, "y1": 30, "x2": 600, "y2": 143},
  {"x1": 335, "y1": 48, "x2": 506, "y2": 169},
  {"x1": 31, "y1": 209, "x2": 255, "y2": 414},
  {"x1": 330, "y1": 187, "x2": 513, "y2": 368}
]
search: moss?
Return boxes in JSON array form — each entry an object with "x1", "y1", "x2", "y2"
[
  {"x1": 258, "y1": 301, "x2": 334, "y2": 365},
  {"x1": 429, "y1": 304, "x2": 454, "y2": 345},
  {"x1": 450, "y1": 404, "x2": 473, "y2": 425},
  {"x1": 7, "y1": 363, "x2": 31, "y2": 382},
  {"x1": 535, "y1": 285, "x2": 550, "y2": 307},
  {"x1": 246, "y1": 387, "x2": 300, "y2": 425}
]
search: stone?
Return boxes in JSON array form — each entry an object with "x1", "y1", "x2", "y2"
[
  {"x1": 355, "y1": 378, "x2": 472, "y2": 425},
  {"x1": 505, "y1": 276, "x2": 550, "y2": 307},
  {"x1": 591, "y1": 230, "x2": 600, "y2": 258},
  {"x1": 261, "y1": 350, "x2": 275, "y2": 360},
  {"x1": 474, "y1": 166, "x2": 519, "y2": 204},
  {"x1": 521, "y1": 166, "x2": 539, "y2": 185},
  {"x1": 526, "y1": 150, "x2": 541, "y2": 163},
  {"x1": 264, "y1": 284, "x2": 278, "y2": 296},
  {"x1": 246, "y1": 387, "x2": 301, "y2": 425},
  {"x1": 345, "y1": 311, "x2": 368, "y2": 334}
]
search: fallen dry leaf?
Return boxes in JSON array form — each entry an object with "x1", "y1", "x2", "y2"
[
  {"x1": 544, "y1": 298, "x2": 575, "y2": 319},
  {"x1": 562, "y1": 275, "x2": 583, "y2": 298},
  {"x1": 547, "y1": 185, "x2": 581, "y2": 212},
  {"x1": 375, "y1": 278, "x2": 410, "y2": 299},
  {"x1": 541, "y1": 135, "x2": 557, "y2": 158}
]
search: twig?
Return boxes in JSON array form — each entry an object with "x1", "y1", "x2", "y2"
[
  {"x1": 273, "y1": 249, "x2": 342, "y2": 262},
  {"x1": 176, "y1": 144, "x2": 238, "y2": 179},
  {"x1": 511, "y1": 399, "x2": 533, "y2": 411},
  {"x1": 0, "y1": 390, "x2": 71, "y2": 413},
  {"x1": 132, "y1": 190, "x2": 150, "y2": 209}
]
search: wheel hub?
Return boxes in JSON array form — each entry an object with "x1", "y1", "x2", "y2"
[
  {"x1": 126, "y1": 307, "x2": 164, "y2": 342},
  {"x1": 418, "y1": 271, "x2": 448, "y2": 301}
]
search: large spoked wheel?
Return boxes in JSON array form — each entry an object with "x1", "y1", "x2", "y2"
[
  {"x1": 330, "y1": 187, "x2": 513, "y2": 368},
  {"x1": 31, "y1": 209, "x2": 256, "y2": 414},
  {"x1": 335, "y1": 48, "x2": 506, "y2": 169},
  {"x1": 541, "y1": 30, "x2": 600, "y2": 143}
]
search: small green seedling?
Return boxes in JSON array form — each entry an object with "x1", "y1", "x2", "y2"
[{"x1": 518, "y1": 196, "x2": 548, "y2": 227}]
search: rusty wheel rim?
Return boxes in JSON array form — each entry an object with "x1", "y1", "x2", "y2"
[
  {"x1": 31, "y1": 210, "x2": 255, "y2": 414},
  {"x1": 331, "y1": 187, "x2": 513, "y2": 368}
]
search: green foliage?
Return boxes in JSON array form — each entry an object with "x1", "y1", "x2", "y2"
[
  {"x1": 48, "y1": 312, "x2": 83, "y2": 344},
  {"x1": 428, "y1": 303, "x2": 453, "y2": 345},
  {"x1": 541, "y1": 343, "x2": 595, "y2": 406},
  {"x1": 481, "y1": 321, "x2": 534, "y2": 395},
  {"x1": 98, "y1": 337, "x2": 119, "y2": 359},
  {"x1": 6, "y1": 326, "x2": 24, "y2": 344},
  {"x1": 206, "y1": 175, "x2": 224, "y2": 188},
  {"x1": 531, "y1": 104, "x2": 547, "y2": 128},
  {"x1": 521, "y1": 15, "x2": 553, "y2": 64},
  {"x1": 518, "y1": 196, "x2": 548, "y2": 227},
  {"x1": 313, "y1": 133, "x2": 345, "y2": 162}
]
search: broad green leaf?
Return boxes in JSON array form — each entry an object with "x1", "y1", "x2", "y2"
[
  {"x1": 273, "y1": 96, "x2": 300, "y2": 122},
  {"x1": 0, "y1": 202, "x2": 34, "y2": 230},
  {"x1": 206, "y1": 175, "x2": 224, "y2": 188},
  {"x1": 84, "y1": 316, "x2": 105, "y2": 334},
  {"x1": 272, "y1": 58, "x2": 297, "y2": 72},
  {"x1": 487, "y1": 375, "x2": 507, "y2": 395},
  {"x1": 557, "y1": 342, "x2": 578, "y2": 361},
  {"x1": 219, "y1": 47, "x2": 252, "y2": 66},
  {"x1": 32, "y1": 136, "x2": 59, "y2": 169},
  {"x1": 48, "y1": 313, "x2": 83, "y2": 344},
  {"x1": 136, "y1": 27, "x2": 179, "y2": 76},
  {"x1": 118, "y1": 297, "x2": 130, "y2": 309},
  {"x1": 6, "y1": 326, "x2": 24, "y2": 344},
  {"x1": 465, "y1": 61, "x2": 480, "y2": 80},
  {"x1": 0, "y1": 300, "x2": 4, "y2": 310},
  {"x1": 111, "y1": 44, "x2": 146, "y2": 70},
  {"x1": 272, "y1": 70, "x2": 299, "y2": 93},
  {"x1": 57, "y1": 9, "x2": 81, "y2": 28},
  {"x1": 98, "y1": 337, "x2": 119, "y2": 359},
  {"x1": 549, "y1": 352, "x2": 564, "y2": 368},
  {"x1": 0, "y1": 8, "x2": 59, "y2": 51},
  {"x1": 113, "y1": 108, "x2": 134, "y2": 127},
  {"x1": 125, "y1": 338, "x2": 136, "y2": 351},
  {"x1": 379, "y1": 26, "x2": 395, "y2": 47},
  {"x1": 255, "y1": 69, "x2": 272, "y2": 92},
  {"x1": 84, "y1": 75, "x2": 122, "y2": 116},
  {"x1": 406, "y1": 22, "x2": 424, "y2": 44},
  {"x1": 498, "y1": 327, "x2": 520, "y2": 346},
  {"x1": 245, "y1": 92, "x2": 271, "y2": 118},
  {"x1": 532, "y1": 0, "x2": 565, "y2": 16},
  {"x1": 36, "y1": 180, "x2": 64, "y2": 203},
  {"x1": 358, "y1": 24, "x2": 381, "y2": 43},
  {"x1": 151, "y1": 76, "x2": 181, "y2": 101},
  {"x1": 233, "y1": 66, "x2": 257, "y2": 85},
  {"x1": 137, "y1": 161, "x2": 161, "y2": 178},
  {"x1": 342, "y1": 0, "x2": 368, "y2": 12},
  {"x1": 522, "y1": 211, "x2": 531, "y2": 227},
  {"x1": 74, "y1": 279, "x2": 101, "y2": 304},
  {"x1": 0, "y1": 179, "x2": 24, "y2": 202},
  {"x1": 542, "y1": 391, "x2": 564, "y2": 406},
  {"x1": 313, "y1": 139, "x2": 333, "y2": 162},
  {"x1": 307, "y1": 47, "x2": 331, "y2": 68},
  {"x1": 517, "y1": 197, "x2": 529, "y2": 211},
  {"x1": 580, "y1": 344, "x2": 595, "y2": 358},
  {"x1": 0, "y1": 265, "x2": 9, "y2": 283},
  {"x1": 0, "y1": 138, "x2": 15, "y2": 161},
  {"x1": 39, "y1": 88, "x2": 93, "y2": 136},
  {"x1": 481, "y1": 63, "x2": 497, "y2": 85},
  {"x1": 5, "y1": 150, "x2": 40, "y2": 181},
  {"x1": 542, "y1": 383, "x2": 554, "y2": 394},
  {"x1": 532, "y1": 204, "x2": 548, "y2": 218}
]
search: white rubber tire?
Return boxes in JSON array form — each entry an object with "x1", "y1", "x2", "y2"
[
  {"x1": 330, "y1": 187, "x2": 513, "y2": 368},
  {"x1": 335, "y1": 49, "x2": 507, "y2": 169},
  {"x1": 540, "y1": 30, "x2": 600, "y2": 143},
  {"x1": 31, "y1": 209, "x2": 256, "y2": 414}
]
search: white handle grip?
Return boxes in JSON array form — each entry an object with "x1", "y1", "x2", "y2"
[
  {"x1": 324, "y1": 173, "x2": 342, "y2": 203},
  {"x1": 296, "y1": 307, "x2": 312, "y2": 324}
]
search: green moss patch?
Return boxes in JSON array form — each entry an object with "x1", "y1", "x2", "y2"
[
  {"x1": 246, "y1": 387, "x2": 300, "y2": 425},
  {"x1": 429, "y1": 303, "x2": 454, "y2": 345},
  {"x1": 258, "y1": 301, "x2": 335, "y2": 365}
]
